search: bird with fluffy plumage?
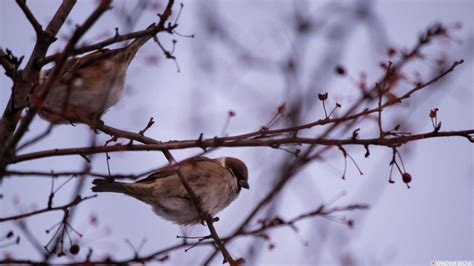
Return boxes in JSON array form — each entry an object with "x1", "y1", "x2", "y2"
[
  {"x1": 36, "y1": 24, "x2": 155, "y2": 124},
  {"x1": 91, "y1": 156, "x2": 249, "y2": 225}
]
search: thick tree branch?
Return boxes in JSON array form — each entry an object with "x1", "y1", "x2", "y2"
[
  {"x1": 11, "y1": 129, "x2": 474, "y2": 163},
  {"x1": 0, "y1": 49, "x2": 17, "y2": 79},
  {"x1": 16, "y1": 0, "x2": 43, "y2": 36},
  {"x1": 0, "y1": 0, "x2": 110, "y2": 175},
  {"x1": 14, "y1": 0, "x2": 77, "y2": 108},
  {"x1": 0, "y1": 0, "x2": 77, "y2": 175}
]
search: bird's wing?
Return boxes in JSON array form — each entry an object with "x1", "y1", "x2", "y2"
[
  {"x1": 135, "y1": 168, "x2": 176, "y2": 184},
  {"x1": 72, "y1": 49, "x2": 118, "y2": 67},
  {"x1": 119, "y1": 23, "x2": 156, "y2": 64},
  {"x1": 41, "y1": 49, "x2": 119, "y2": 82},
  {"x1": 43, "y1": 23, "x2": 157, "y2": 82},
  {"x1": 135, "y1": 156, "x2": 214, "y2": 184}
]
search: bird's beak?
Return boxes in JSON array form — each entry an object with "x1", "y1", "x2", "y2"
[{"x1": 239, "y1": 179, "x2": 250, "y2": 189}]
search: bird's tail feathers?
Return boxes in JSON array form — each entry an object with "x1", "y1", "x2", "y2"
[
  {"x1": 92, "y1": 179, "x2": 127, "y2": 193},
  {"x1": 123, "y1": 23, "x2": 156, "y2": 63}
]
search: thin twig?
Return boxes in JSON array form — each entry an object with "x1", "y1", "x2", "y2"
[
  {"x1": 0, "y1": 202, "x2": 367, "y2": 264},
  {"x1": 0, "y1": 195, "x2": 96, "y2": 223}
]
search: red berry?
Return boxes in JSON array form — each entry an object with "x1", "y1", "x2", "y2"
[
  {"x1": 429, "y1": 108, "x2": 438, "y2": 118},
  {"x1": 335, "y1": 65, "x2": 346, "y2": 75},
  {"x1": 402, "y1": 173, "x2": 412, "y2": 184},
  {"x1": 268, "y1": 243, "x2": 275, "y2": 251},
  {"x1": 347, "y1": 220, "x2": 354, "y2": 228},
  {"x1": 277, "y1": 103, "x2": 286, "y2": 114},
  {"x1": 387, "y1": 47, "x2": 397, "y2": 57},
  {"x1": 69, "y1": 244, "x2": 80, "y2": 255}
]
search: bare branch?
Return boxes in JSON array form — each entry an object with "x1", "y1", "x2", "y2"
[
  {"x1": 16, "y1": 0, "x2": 43, "y2": 35},
  {"x1": 0, "y1": 195, "x2": 96, "y2": 223},
  {"x1": 0, "y1": 202, "x2": 367, "y2": 264},
  {"x1": 1, "y1": 0, "x2": 111, "y2": 172},
  {"x1": 0, "y1": 49, "x2": 18, "y2": 79},
  {"x1": 39, "y1": 0, "x2": 177, "y2": 66},
  {"x1": 14, "y1": 0, "x2": 77, "y2": 108},
  {"x1": 11, "y1": 129, "x2": 474, "y2": 164},
  {"x1": 0, "y1": 0, "x2": 77, "y2": 170},
  {"x1": 4, "y1": 170, "x2": 136, "y2": 179},
  {"x1": 239, "y1": 203, "x2": 369, "y2": 237}
]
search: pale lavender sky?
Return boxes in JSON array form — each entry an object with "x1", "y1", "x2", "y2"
[{"x1": 1, "y1": 1, "x2": 473, "y2": 265}]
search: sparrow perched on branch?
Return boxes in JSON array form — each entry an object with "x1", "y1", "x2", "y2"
[
  {"x1": 36, "y1": 25, "x2": 155, "y2": 124},
  {"x1": 91, "y1": 157, "x2": 249, "y2": 225}
]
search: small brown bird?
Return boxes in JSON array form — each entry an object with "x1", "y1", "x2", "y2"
[
  {"x1": 36, "y1": 24, "x2": 155, "y2": 124},
  {"x1": 91, "y1": 157, "x2": 249, "y2": 225}
]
